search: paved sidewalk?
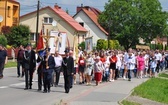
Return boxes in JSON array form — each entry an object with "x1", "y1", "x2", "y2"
[{"x1": 61, "y1": 78, "x2": 148, "y2": 105}]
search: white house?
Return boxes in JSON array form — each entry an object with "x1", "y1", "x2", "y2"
[
  {"x1": 73, "y1": 5, "x2": 108, "y2": 47},
  {"x1": 20, "y1": 4, "x2": 87, "y2": 49}
]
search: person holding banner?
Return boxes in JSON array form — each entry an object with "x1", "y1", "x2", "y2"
[
  {"x1": 53, "y1": 51, "x2": 63, "y2": 87},
  {"x1": 42, "y1": 49, "x2": 55, "y2": 93}
]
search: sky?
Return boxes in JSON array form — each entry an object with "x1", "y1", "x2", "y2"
[{"x1": 17, "y1": 0, "x2": 168, "y2": 16}]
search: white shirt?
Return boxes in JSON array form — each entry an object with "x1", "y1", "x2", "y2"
[
  {"x1": 94, "y1": 61, "x2": 104, "y2": 72},
  {"x1": 150, "y1": 59, "x2": 157, "y2": 68},
  {"x1": 116, "y1": 55, "x2": 122, "y2": 68},
  {"x1": 54, "y1": 55, "x2": 63, "y2": 67},
  {"x1": 155, "y1": 53, "x2": 162, "y2": 61},
  {"x1": 126, "y1": 56, "x2": 135, "y2": 70}
]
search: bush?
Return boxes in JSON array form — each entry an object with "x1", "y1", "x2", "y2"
[
  {"x1": 0, "y1": 35, "x2": 7, "y2": 47},
  {"x1": 96, "y1": 39, "x2": 107, "y2": 50},
  {"x1": 156, "y1": 43, "x2": 163, "y2": 50}
]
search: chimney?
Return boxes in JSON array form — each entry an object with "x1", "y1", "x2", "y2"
[
  {"x1": 54, "y1": 3, "x2": 61, "y2": 9},
  {"x1": 76, "y1": 3, "x2": 83, "y2": 13}
]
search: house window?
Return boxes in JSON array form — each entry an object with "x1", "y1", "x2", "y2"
[
  {"x1": 30, "y1": 33, "x2": 36, "y2": 41},
  {"x1": 83, "y1": 35, "x2": 85, "y2": 41},
  {"x1": 79, "y1": 22, "x2": 84, "y2": 27},
  {"x1": 44, "y1": 17, "x2": 53, "y2": 24},
  {"x1": 7, "y1": 6, "x2": 11, "y2": 17}
]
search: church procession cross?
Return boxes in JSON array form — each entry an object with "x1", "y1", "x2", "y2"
[
  {"x1": 41, "y1": 29, "x2": 55, "y2": 68},
  {"x1": 42, "y1": 29, "x2": 55, "y2": 51}
]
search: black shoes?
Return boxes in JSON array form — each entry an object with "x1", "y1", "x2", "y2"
[
  {"x1": 43, "y1": 90, "x2": 47, "y2": 93},
  {"x1": 65, "y1": 89, "x2": 69, "y2": 93},
  {"x1": 65, "y1": 90, "x2": 69, "y2": 93},
  {"x1": 0, "y1": 75, "x2": 4, "y2": 79},
  {"x1": 37, "y1": 89, "x2": 41, "y2": 91},
  {"x1": 43, "y1": 90, "x2": 50, "y2": 93},
  {"x1": 24, "y1": 86, "x2": 32, "y2": 90},
  {"x1": 24, "y1": 88, "x2": 28, "y2": 90},
  {"x1": 17, "y1": 74, "x2": 24, "y2": 78},
  {"x1": 21, "y1": 74, "x2": 24, "y2": 78}
]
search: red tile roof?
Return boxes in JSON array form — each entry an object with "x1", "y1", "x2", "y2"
[
  {"x1": 75, "y1": 6, "x2": 108, "y2": 35},
  {"x1": 20, "y1": 6, "x2": 87, "y2": 32},
  {"x1": 50, "y1": 6, "x2": 87, "y2": 32}
]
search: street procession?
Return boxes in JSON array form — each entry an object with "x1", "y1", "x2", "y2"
[{"x1": 0, "y1": 0, "x2": 168, "y2": 105}]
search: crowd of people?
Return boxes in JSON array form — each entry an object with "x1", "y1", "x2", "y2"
[{"x1": 1, "y1": 43, "x2": 168, "y2": 94}]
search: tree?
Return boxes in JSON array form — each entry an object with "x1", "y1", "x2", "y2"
[
  {"x1": 78, "y1": 41, "x2": 85, "y2": 51},
  {"x1": 96, "y1": 39, "x2": 107, "y2": 50},
  {"x1": 98, "y1": 0, "x2": 168, "y2": 50},
  {"x1": 0, "y1": 35, "x2": 7, "y2": 47},
  {"x1": 5, "y1": 25, "x2": 31, "y2": 47}
]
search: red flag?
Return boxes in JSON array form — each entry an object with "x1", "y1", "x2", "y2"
[{"x1": 36, "y1": 30, "x2": 44, "y2": 51}]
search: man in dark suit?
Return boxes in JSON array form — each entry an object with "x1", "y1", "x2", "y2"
[
  {"x1": 42, "y1": 50, "x2": 55, "y2": 93},
  {"x1": 17, "y1": 45, "x2": 25, "y2": 77},
  {"x1": 23, "y1": 43, "x2": 36, "y2": 90},
  {"x1": 62, "y1": 49, "x2": 74, "y2": 93},
  {"x1": 0, "y1": 44, "x2": 8, "y2": 79}
]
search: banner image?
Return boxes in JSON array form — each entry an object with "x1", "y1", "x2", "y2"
[
  {"x1": 49, "y1": 31, "x2": 67, "y2": 54},
  {"x1": 85, "y1": 37, "x2": 93, "y2": 53}
]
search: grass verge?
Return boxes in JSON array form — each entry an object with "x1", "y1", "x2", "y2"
[
  {"x1": 5, "y1": 61, "x2": 17, "y2": 68},
  {"x1": 158, "y1": 73, "x2": 168, "y2": 78},
  {"x1": 132, "y1": 78, "x2": 168, "y2": 104},
  {"x1": 121, "y1": 100, "x2": 141, "y2": 105}
]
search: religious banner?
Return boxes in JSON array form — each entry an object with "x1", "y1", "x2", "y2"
[
  {"x1": 49, "y1": 31, "x2": 67, "y2": 54},
  {"x1": 85, "y1": 37, "x2": 93, "y2": 53},
  {"x1": 136, "y1": 45, "x2": 150, "y2": 50}
]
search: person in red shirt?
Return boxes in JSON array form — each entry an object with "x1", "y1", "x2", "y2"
[
  {"x1": 109, "y1": 51, "x2": 117, "y2": 82},
  {"x1": 100, "y1": 52, "x2": 106, "y2": 63}
]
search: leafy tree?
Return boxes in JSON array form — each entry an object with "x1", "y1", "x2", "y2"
[
  {"x1": 78, "y1": 41, "x2": 85, "y2": 51},
  {"x1": 96, "y1": 39, "x2": 107, "y2": 50},
  {"x1": 98, "y1": 0, "x2": 168, "y2": 50},
  {"x1": 108, "y1": 40, "x2": 119, "y2": 49},
  {"x1": 5, "y1": 25, "x2": 30, "y2": 47},
  {"x1": 0, "y1": 35, "x2": 7, "y2": 47}
]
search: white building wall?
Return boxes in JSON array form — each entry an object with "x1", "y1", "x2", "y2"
[{"x1": 74, "y1": 11, "x2": 107, "y2": 47}]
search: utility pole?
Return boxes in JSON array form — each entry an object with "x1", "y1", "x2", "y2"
[{"x1": 36, "y1": 0, "x2": 40, "y2": 47}]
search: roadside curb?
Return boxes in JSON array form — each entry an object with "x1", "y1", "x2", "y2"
[
  {"x1": 4, "y1": 67, "x2": 17, "y2": 69},
  {"x1": 118, "y1": 69, "x2": 168, "y2": 105}
]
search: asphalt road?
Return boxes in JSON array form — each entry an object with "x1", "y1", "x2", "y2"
[
  {"x1": 0, "y1": 67, "x2": 102, "y2": 105},
  {"x1": 0, "y1": 67, "x2": 148, "y2": 105}
]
